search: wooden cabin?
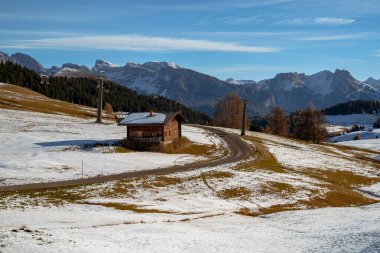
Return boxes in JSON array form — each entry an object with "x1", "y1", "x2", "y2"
[{"x1": 118, "y1": 111, "x2": 186, "y2": 143}]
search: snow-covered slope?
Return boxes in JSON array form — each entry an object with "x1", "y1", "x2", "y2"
[
  {"x1": 225, "y1": 78, "x2": 256, "y2": 86},
  {"x1": 327, "y1": 114, "x2": 380, "y2": 152},
  {"x1": 1, "y1": 203, "x2": 380, "y2": 253}
]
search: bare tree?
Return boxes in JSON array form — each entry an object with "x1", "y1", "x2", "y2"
[
  {"x1": 104, "y1": 102, "x2": 114, "y2": 114},
  {"x1": 312, "y1": 109, "x2": 328, "y2": 143},
  {"x1": 213, "y1": 93, "x2": 247, "y2": 129},
  {"x1": 264, "y1": 106, "x2": 290, "y2": 136},
  {"x1": 290, "y1": 106, "x2": 328, "y2": 144}
]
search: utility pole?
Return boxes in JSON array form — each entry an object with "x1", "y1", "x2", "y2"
[
  {"x1": 96, "y1": 76, "x2": 104, "y2": 123},
  {"x1": 241, "y1": 98, "x2": 247, "y2": 136}
]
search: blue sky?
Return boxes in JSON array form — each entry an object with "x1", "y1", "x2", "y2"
[{"x1": 1, "y1": 0, "x2": 379, "y2": 81}]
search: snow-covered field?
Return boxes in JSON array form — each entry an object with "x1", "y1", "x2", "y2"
[
  {"x1": 1, "y1": 107, "x2": 380, "y2": 252},
  {"x1": 0, "y1": 109, "x2": 222, "y2": 186},
  {"x1": 220, "y1": 127, "x2": 380, "y2": 178},
  {"x1": 330, "y1": 129, "x2": 380, "y2": 152},
  {"x1": 327, "y1": 114, "x2": 380, "y2": 152},
  {"x1": 1, "y1": 203, "x2": 380, "y2": 253}
]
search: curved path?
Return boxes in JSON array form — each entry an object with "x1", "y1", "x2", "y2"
[{"x1": 0, "y1": 126, "x2": 251, "y2": 193}]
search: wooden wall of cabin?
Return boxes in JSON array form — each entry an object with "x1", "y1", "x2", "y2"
[
  {"x1": 163, "y1": 118, "x2": 180, "y2": 142},
  {"x1": 127, "y1": 125, "x2": 164, "y2": 138}
]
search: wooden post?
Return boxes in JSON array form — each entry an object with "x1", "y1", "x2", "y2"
[
  {"x1": 241, "y1": 99, "x2": 247, "y2": 136},
  {"x1": 96, "y1": 79, "x2": 103, "y2": 123}
]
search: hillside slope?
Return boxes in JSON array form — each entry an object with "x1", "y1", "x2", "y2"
[
  {"x1": 0, "y1": 83, "x2": 103, "y2": 119},
  {"x1": 0, "y1": 61, "x2": 210, "y2": 124}
]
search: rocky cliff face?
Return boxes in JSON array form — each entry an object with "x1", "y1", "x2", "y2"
[
  {"x1": 9, "y1": 52, "x2": 45, "y2": 73},
  {"x1": 0, "y1": 52, "x2": 9, "y2": 63},
  {"x1": 365, "y1": 77, "x2": 380, "y2": 89}
]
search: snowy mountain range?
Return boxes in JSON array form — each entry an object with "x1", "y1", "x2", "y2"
[{"x1": 1, "y1": 51, "x2": 379, "y2": 115}]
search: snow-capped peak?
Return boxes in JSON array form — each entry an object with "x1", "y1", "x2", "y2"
[
  {"x1": 225, "y1": 78, "x2": 240, "y2": 85},
  {"x1": 225, "y1": 78, "x2": 256, "y2": 86},
  {"x1": 94, "y1": 60, "x2": 119, "y2": 70},
  {"x1": 142, "y1": 61, "x2": 181, "y2": 70},
  {"x1": 166, "y1": 62, "x2": 180, "y2": 69}
]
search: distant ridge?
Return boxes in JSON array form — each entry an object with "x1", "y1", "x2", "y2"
[
  {"x1": 324, "y1": 100, "x2": 380, "y2": 115},
  {"x1": 1, "y1": 51, "x2": 379, "y2": 115}
]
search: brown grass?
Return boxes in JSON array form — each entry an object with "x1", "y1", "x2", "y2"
[
  {"x1": 142, "y1": 175, "x2": 183, "y2": 188},
  {"x1": 2, "y1": 187, "x2": 91, "y2": 207},
  {"x1": 231, "y1": 134, "x2": 380, "y2": 217},
  {"x1": 234, "y1": 136, "x2": 284, "y2": 173},
  {"x1": 99, "y1": 180, "x2": 137, "y2": 197},
  {"x1": 258, "y1": 181, "x2": 297, "y2": 197},
  {"x1": 217, "y1": 187, "x2": 252, "y2": 199},
  {"x1": 324, "y1": 142, "x2": 380, "y2": 156},
  {"x1": 89, "y1": 202, "x2": 175, "y2": 214},
  {"x1": 237, "y1": 185, "x2": 377, "y2": 217},
  {"x1": 0, "y1": 84, "x2": 114, "y2": 120},
  {"x1": 114, "y1": 146, "x2": 132, "y2": 153},
  {"x1": 318, "y1": 144, "x2": 380, "y2": 170},
  {"x1": 304, "y1": 168, "x2": 380, "y2": 189},
  {"x1": 311, "y1": 185, "x2": 377, "y2": 207},
  {"x1": 202, "y1": 171, "x2": 234, "y2": 179},
  {"x1": 236, "y1": 204, "x2": 299, "y2": 217},
  {"x1": 156, "y1": 137, "x2": 217, "y2": 157}
]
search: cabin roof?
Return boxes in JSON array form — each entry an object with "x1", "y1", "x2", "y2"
[{"x1": 118, "y1": 112, "x2": 186, "y2": 126}]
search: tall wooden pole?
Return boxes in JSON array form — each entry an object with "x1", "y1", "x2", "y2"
[
  {"x1": 241, "y1": 99, "x2": 247, "y2": 136},
  {"x1": 96, "y1": 79, "x2": 103, "y2": 123}
]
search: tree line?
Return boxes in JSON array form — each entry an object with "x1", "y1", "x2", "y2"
[
  {"x1": 0, "y1": 62, "x2": 211, "y2": 124},
  {"x1": 324, "y1": 100, "x2": 380, "y2": 115},
  {"x1": 213, "y1": 93, "x2": 328, "y2": 144}
]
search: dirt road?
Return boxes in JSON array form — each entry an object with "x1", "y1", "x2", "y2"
[{"x1": 0, "y1": 126, "x2": 251, "y2": 193}]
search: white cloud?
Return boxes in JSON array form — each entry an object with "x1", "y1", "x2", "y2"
[
  {"x1": 137, "y1": 0, "x2": 294, "y2": 11},
  {"x1": 279, "y1": 17, "x2": 355, "y2": 26},
  {"x1": 374, "y1": 50, "x2": 380, "y2": 57},
  {"x1": 314, "y1": 17, "x2": 355, "y2": 25},
  {"x1": 299, "y1": 33, "x2": 372, "y2": 41},
  {"x1": 0, "y1": 35, "x2": 281, "y2": 53},
  {"x1": 186, "y1": 31, "x2": 298, "y2": 37}
]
